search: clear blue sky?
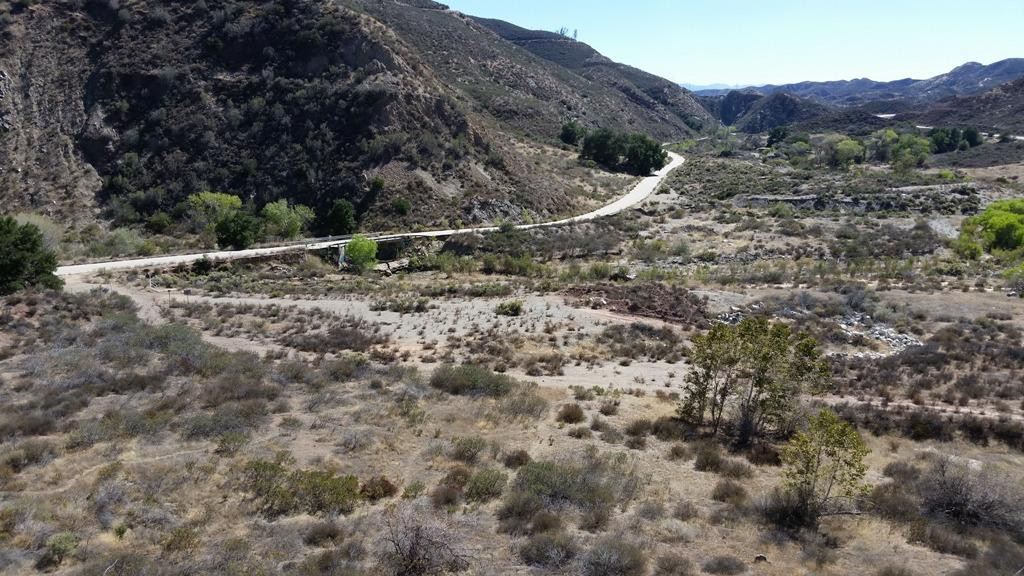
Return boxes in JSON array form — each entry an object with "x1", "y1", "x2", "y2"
[{"x1": 442, "y1": 0, "x2": 1024, "y2": 86}]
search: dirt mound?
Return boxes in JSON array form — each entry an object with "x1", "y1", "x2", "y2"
[{"x1": 565, "y1": 282, "x2": 709, "y2": 328}]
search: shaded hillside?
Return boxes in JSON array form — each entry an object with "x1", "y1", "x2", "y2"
[
  {"x1": 707, "y1": 59, "x2": 1024, "y2": 106},
  {"x1": 909, "y1": 76, "x2": 1024, "y2": 134},
  {"x1": 0, "y1": 0, "x2": 705, "y2": 232},
  {"x1": 699, "y1": 90, "x2": 831, "y2": 133}
]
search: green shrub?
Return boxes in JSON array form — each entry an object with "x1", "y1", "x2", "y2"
[
  {"x1": 241, "y1": 459, "x2": 360, "y2": 517},
  {"x1": 430, "y1": 364, "x2": 515, "y2": 397},
  {"x1": 451, "y1": 436, "x2": 487, "y2": 463},
  {"x1": 215, "y1": 210, "x2": 262, "y2": 249},
  {"x1": 581, "y1": 537, "x2": 647, "y2": 576},
  {"x1": 711, "y1": 479, "x2": 748, "y2": 506},
  {"x1": 495, "y1": 300, "x2": 524, "y2": 316},
  {"x1": 0, "y1": 216, "x2": 61, "y2": 294},
  {"x1": 465, "y1": 469, "x2": 507, "y2": 502},
  {"x1": 346, "y1": 234, "x2": 378, "y2": 272}
]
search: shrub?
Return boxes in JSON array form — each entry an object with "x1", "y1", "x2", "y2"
[
  {"x1": 625, "y1": 435, "x2": 646, "y2": 450},
  {"x1": 0, "y1": 216, "x2": 61, "y2": 294},
  {"x1": 304, "y1": 520, "x2": 342, "y2": 546},
  {"x1": 557, "y1": 403, "x2": 585, "y2": 424},
  {"x1": 876, "y1": 567, "x2": 915, "y2": 576},
  {"x1": 360, "y1": 476, "x2": 398, "y2": 501},
  {"x1": 495, "y1": 300, "x2": 524, "y2": 317},
  {"x1": 580, "y1": 537, "x2": 647, "y2": 576},
  {"x1": 430, "y1": 364, "x2": 515, "y2": 397},
  {"x1": 702, "y1": 554, "x2": 746, "y2": 575},
  {"x1": 241, "y1": 459, "x2": 360, "y2": 517},
  {"x1": 654, "y1": 552, "x2": 694, "y2": 576},
  {"x1": 503, "y1": 449, "x2": 531, "y2": 468},
  {"x1": 36, "y1": 532, "x2": 78, "y2": 569},
  {"x1": 430, "y1": 484, "x2": 461, "y2": 509},
  {"x1": 719, "y1": 459, "x2": 754, "y2": 479},
  {"x1": 693, "y1": 442, "x2": 723, "y2": 472},
  {"x1": 568, "y1": 426, "x2": 593, "y2": 439},
  {"x1": 346, "y1": 234, "x2": 378, "y2": 272},
  {"x1": 519, "y1": 531, "x2": 579, "y2": 569},
  {"x1": 711, "y1": 479, "x2": 748, "y2": 506},
  {"x1": 625, "y1": 418, "x2": 652, "y2": 437},
  {"x1": 529, "y1": 510, "x2": 562, "y2": 534},
  {"x1": 451, "y1": 437, "x2": 487, "y2": 463},
  {"x1": 378, "y1": 502, "x2": 470, "y2": 576},
  {"x1": 870, "y1": 483, "x2": 919, "y2": 521},
  {"x1": 321, "y1": 198, "x2": 356, "y2": 235},
  {"x1": 667, "y1": 443, "x2": 692, "y2": 461},
  {"x1": 757, "y1": 488, "x2": 817, "y2": 532},
  {"x1": 908, "y1": 521, "x2": 978, "y2": 558},
  {"x1": 465, "y1": 469, "x2": 507, "y2": 502},
  {"x1": 672, "y1": 500, "x2": 699, "y2": 521}
]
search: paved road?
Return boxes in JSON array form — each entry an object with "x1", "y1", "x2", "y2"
[{"x1": 56, "y1": 152, "x2": 684, "y2": 277}]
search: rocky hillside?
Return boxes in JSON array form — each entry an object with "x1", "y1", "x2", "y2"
[
  {"x1": 910, "y1": 76, "x2": 1024, "y2": 134},
  {"x1": 0, "y1": 0, "x2": 708, "y2": 232}
]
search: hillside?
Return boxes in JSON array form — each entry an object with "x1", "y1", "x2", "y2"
[
  {"x1": 468, "y1": 16, "x2": 713, "y2": 136},
  {"x1": 0, "y1": 0, "x2": 707, "y2": 235},
  {"x1": 910, "y1": 76, "x2": 1024, "y2": 134},
  {"x1": 698, "y1": 90, "x2": 832, "y2": 133},
  {"x1": 701, "y1": 59, "x2": 1024, "y2": 106}
]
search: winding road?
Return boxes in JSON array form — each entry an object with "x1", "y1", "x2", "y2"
[{"x1": 55, "y1": 151, "x2": 684, "y2": 277}]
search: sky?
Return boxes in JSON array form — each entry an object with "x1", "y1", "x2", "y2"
[{"x1": 441, "y1": 0, "x2": 1024, "y2": 86}]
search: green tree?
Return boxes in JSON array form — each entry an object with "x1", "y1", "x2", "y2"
[
  {"x1": 958, "y1": 198, "x2": 1024, "y2": 253},
  {"x1": 346, "y1": 234, "x2": 378, "y2": 272},
  {"x1": 767, "y1": 125, "x2": 790, "y2": 147},
  {"x1": 678, "y1": 317, "x2": 829, "y2": 444},
  {"x1": 0, "y1": 217, "x2": 62, "y2": 295},
  {"x1": 321, "y1": 198, "x2": 357, "y2": 236},
  {"x1": 962, "y1": 127, "x2": 983, "y2": 148},
  {"x1": 623, "y1": 133, "x2": 668, "y2": 175},
  {"x1": 260, "y1": 200, "x2": 314, "y2": 239},
  {"x1": 186, "y1": 191, "x2": 242, "y2": 228},
  {"x1": 581, "y1": 128, "x2": 625, "y2": 167},
  {"x1": 215, "y1": 211, "x2": 263, "y2": 249},
  {"x1": 891, "y1": 134, "x2": 932, "y2": 171},
  {"x1": 781, "y1": 409, "x2": 869, "y2": 516},
  {"x1": 560, "y1": 121, "x2": 587, "y2": 146},
  {"x1": 828, "y1": 138, "x2": 865, "y2": 168}
]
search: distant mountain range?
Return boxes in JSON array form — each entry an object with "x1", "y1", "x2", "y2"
[
  {"x1": 679, "y1": 83, "x2": 750, "y2": 92},
  {"x1": 693, "y1": 59, "x2": 1024, "y2": 134},
  {"x1": 691, "y1": 59, "x2": 1024, "y2": 106}
]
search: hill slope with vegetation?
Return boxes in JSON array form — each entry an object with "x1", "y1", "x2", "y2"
[{"x1": 0, "y1": 0, "x2": 706, "y2": 249}]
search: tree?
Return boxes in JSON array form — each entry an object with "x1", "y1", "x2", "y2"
[
  {"x1": 767, "y1": 126, "x2": 790, "y2": 148},
  {"x1": 623, "y1": 134, "x2": 668, "y2": 175},
  {"x1": 321, "y1": 198, "x2": 357, "y2": 236},
  {"x1": 215, "y1": 211, "x2": 262, "y2": 249},
  {"x1": 781, "y1": 409, "x2": 869, "y2": 517},
  {"x1": 827, "y1": 138, "x2": 865, "y2": 168},
  {"x1": 891, "y1": 133, "x2": 931, "y2": 171},
  {"x1": 560, "y1": 121, "x2": 587, "y2": 146},
  {"x1": 962, "y1": 127, "x2": 983, "y2": 148},
  {"x1": 346, "y1": 234, "x2": 378, "y2": 272},
  {"x1": 0, "y1": 217, "x2": 62, "y2": 295},
  {"x1": 261, "y1": 199, "x2": 314, "y2": 239},
  {"x1": 958, "y1": 198, "x2": 1024, "y2": 253},
  {"x1": 678, "y1": 316, "x2": 829, "y2": 444},
  {"x1": 581, "y1": 129, "x2": 624, "y2": 167},
  {"x1": 186, "y1": 191, "x2": 242, "y2": 228}
]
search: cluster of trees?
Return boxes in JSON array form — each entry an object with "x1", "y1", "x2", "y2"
[
  {"x1": 183, "y1": 192, "x2": 362, "y2": 249},
  {"x1": 0, "y1": 217, "x2": 61, "y2": 295},
  {"x1": 956, "y1": 198, "x2": 1024, "y2": 258},
  {"x1": 561, "y1": 122, "x2": 668, "y2": 175},
  {"x1": 929, "y1": 127, "x2": 982, "y2": 153},
  {"x1": 677, "y1": 316, "x2": 830, "y2": 446},
  {"x1": 769, "y1": 126, "x2": 983, "y2": 172}
]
